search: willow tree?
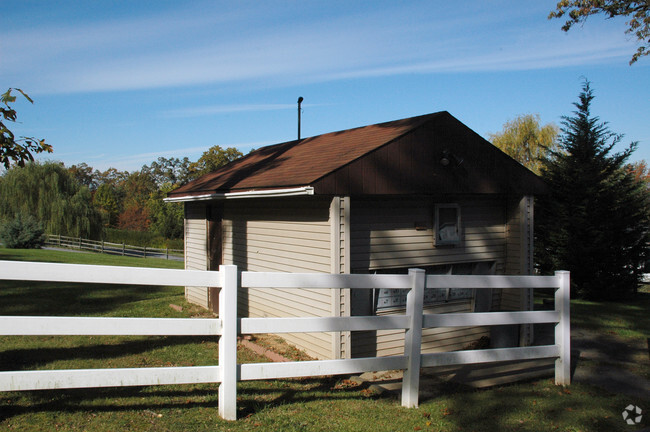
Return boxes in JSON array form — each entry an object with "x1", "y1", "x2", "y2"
[
  {"x1": 489, "y1": 114, "x2": 559, "y2": 175},
  {"x1": 0, "y1": 162, "x2": 103, "y2": 238}
]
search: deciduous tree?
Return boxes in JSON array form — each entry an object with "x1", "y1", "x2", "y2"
[
  {"x1": 115, "y1": 171, "x2": 157, "y2": 232},
  {"x1": 95, "y1": 167, "x2": 129, "y2": 188},
  {"x1": 489, "y1": 114, "x2": 559, "y2": 175},
  {"x1": 1, "y1": 88, "x2": 52, "y2": 169},
  {"x1": 146, "y1": 183, "x2": 184, "y2": 239},
  {"x1": 68, "y1": 163, "x2": 99, "y2": 191},
  {"x1": 117, "y1": 205, "x2": 150, "y2": 232},
  {"x1": 626, "y1": 160, "x2": 650, "y2": 185},
  {"x1": 93, "y1": 183, "x2": 121, "y2": 227},
  {"x1": 0, "y1": 162, "x2": 103, "y2": 238},
  {"x1": 142, "y1": 157, "x2": 193, "y2": 187},
  {"x1": 549, "y1": 0, "x2": 650, "y2": 64},
  {"x1": 189, "y1": 145, "x2": 243, "y2": 179}
]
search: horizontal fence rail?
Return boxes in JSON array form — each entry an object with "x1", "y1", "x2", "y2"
[
  {"x1": 0, "y1": 366, "x2": 222, "y2": 391},
  {"x1": 422, "y1": 310, "x2": 560, "y2": 327},
  {"x1": 0, "y1": 260, "x2": 218, "y2": 287},
  {"x1": 239, "y1": 356, "x2": 409, "y2": 381},
  {"x1": 0, "y1": 316, "x2": 222, "y2": 336},
  {"x1": 0, "y1": 260, "x2": 570, "y2": 421},
  {"x1": 241, "y1": 315, "x2": 411, "y2": 334},
  {"x1": 45, "y1": 234, "x2": 183, "y2": 260},
  {"x1": 421, "y1": 345, "x2": 560, "y2": 367}
]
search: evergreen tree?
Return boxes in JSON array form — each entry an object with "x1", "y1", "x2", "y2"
[
  {"x1": 0, "y1": 212, "x2": 45, "y2": 248},
  {"x1": 0, "y1": 162, "x2": 103, "y2": 238},
  {"x1": 536, "y1": 82, "x2": 649, "y2": 300}
]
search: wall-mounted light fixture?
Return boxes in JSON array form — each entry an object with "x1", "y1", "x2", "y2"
[
  {"x1": 439, "y1": 150, "x2": 463, "y2": 168},
  {"x1": 440, "y1": 151, "x2": 451, "y2": 166}
]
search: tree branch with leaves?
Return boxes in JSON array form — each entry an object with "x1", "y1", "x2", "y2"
[
  {"x1": 549, "y1": 0, "x2": 650, "y2": 64},
  {"x1": 1, "y1": 88, "x2": 52, "y2": 169}
]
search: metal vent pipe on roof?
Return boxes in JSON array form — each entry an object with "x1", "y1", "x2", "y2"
[{"x1": 297, "y1": 96, "x2": 303, "y2": 141}]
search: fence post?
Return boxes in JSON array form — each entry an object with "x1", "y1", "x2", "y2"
[
  {"x1": 122, "y1": 243, "x2": 125, "y2": 256},
  {"x1": 144, "y1": 247, "x2": 147, "y2": 259},
  {"x1": 554, "y1": 271, "x2": 571, "y2": 386},
  {"x1": 402, "y1": 268, "x2": 425, "y2": 408},
  {"x1": 78, "y1": 237, "x2": 82, "y2": 250},
  {"x1": 166, "y1": 248, "x2": 169, "y2": 260},
  {"x1": 218, "y1": 265, "x2": 238, "y2": 421},
  {"x1": 101, "y1": 241, "x2": 104, "y2": 254}
]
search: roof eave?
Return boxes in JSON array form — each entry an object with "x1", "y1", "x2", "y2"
[{"x1": 164, "y1": 186, "x2": 315, "y2": 203}]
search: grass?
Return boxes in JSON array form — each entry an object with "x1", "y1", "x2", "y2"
[
  {"x1": 0, "y1": 248, "x2": 648, "y2": 431},
  {"x1": 570, "y1": 284, "x2": 650, "y2": 339},
  {"x1": 0, "y1": 247, "x2": 185, "y2": 269}
]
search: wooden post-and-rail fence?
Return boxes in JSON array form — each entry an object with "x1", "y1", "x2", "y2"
[
  {"x1": 45, "y1": 234, "x2": 183, "y2": 260},
  {"x1": 0, "y1": 261, "x2": 570, "y2": 421}
]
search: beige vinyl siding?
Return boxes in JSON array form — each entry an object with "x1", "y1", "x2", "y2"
[
  {"x1": 351, "y1": 197, "x2": 506, "y2": 271},
  {"x1": 222, "y1": 197, "x2": 334, "y2": 360},
  {"x1": 352, "y1": 301, "x2": 486, "y2": 357},
  {"x1": 349, "y1": 196, "x2": 507, "y2": 357},
  {"x1": 184, "y1": 202, "x2": 209, "y2": 309}
]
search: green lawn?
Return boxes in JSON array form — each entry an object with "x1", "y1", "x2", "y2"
[
  {"x1": 571, "y1": 285, "x2": 650, "y2": 339},
  {"x1": 0, "y1": 248, "x2": 647, "y2": 431},
  {"x1": 0, "y1": 247, "x2": 185, "y2": 269}
]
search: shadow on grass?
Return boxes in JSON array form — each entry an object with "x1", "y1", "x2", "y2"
[
  {"x1": 0, "y1": 280, "x2": 175, "y2": 317},
  {"x1": 441, "y1": 381, "x2": 628, "y2": 432},
  {"x1": 571, "y1": 291, "x2": 650, "y2": 339},
  {"x1": 0, "y1": 336, "x2": 212, "y2": 371},
  {"x1": 235, "y1": 376, "x2": 381, "y2": 417},
  {"x1": 0, "y1": 385, "x2": 219, "y2": 422},
  {"x1": 0, "y1": 377, "x2": 381, "y2": 422}
]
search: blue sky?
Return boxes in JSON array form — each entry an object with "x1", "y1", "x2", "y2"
[{"x1": 2, "y1": 0, "x2": 648, "y2": 172}]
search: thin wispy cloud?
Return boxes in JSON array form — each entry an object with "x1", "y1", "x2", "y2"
[
  {"x1": 44, "y1": 141, "x2": 269, "y2": 172},
  {"x1": 1, "y1": 2, "x2": 633, "y2": 96},
  {"x1": 160, "y1": 103, "x2": 325, "y2": 119},
  {"x1": 320, "y1": 36, "x2": 631, "y2": 80},
  {"x1": 98, "y1": 142, "x2": 266, "y2": 172}
]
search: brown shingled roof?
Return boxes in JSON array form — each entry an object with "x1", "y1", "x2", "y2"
[
  {"x1": 169, "y1": 112, "x2": 442, "y2": 197},
  {"x1": 168, "y1": 111, "x2": 546, "y2": 199}
]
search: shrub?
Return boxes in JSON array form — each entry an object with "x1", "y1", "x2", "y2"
[
  {"x1": 0, "y1": 213, "x2": 45, "y2": 248},
  {"x1": 103, "y1": 228, "x2": 183, "y2": 249}
]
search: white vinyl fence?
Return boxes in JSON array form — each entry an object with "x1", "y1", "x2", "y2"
[{"x1": 0, "y1": 261, "x2": 570, "y2": 421}]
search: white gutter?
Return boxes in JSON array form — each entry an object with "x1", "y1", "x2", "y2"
[{"x1": 163, "y1": 186, "x2": 314, "y2": 203}]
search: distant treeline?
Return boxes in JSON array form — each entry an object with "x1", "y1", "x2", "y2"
[{"x1": 0, "y1": 146, "x2": 243, "y2": 245}]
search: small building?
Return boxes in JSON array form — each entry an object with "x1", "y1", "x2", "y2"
[{"x1": 166, "y1": 111, "x2": 546, "y2": 360}]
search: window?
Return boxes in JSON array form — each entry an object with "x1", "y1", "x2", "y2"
[
  {"x1": 435, "y1": 204, "x2": 461, "y2": 246},
  {"x1": 374, "y1": 261, "x2": 495, "y2": 312}
]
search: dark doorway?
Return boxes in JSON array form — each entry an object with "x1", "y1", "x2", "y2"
[{"x1": 207, "y1": 202, "x2": 223, "y2": 313}]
